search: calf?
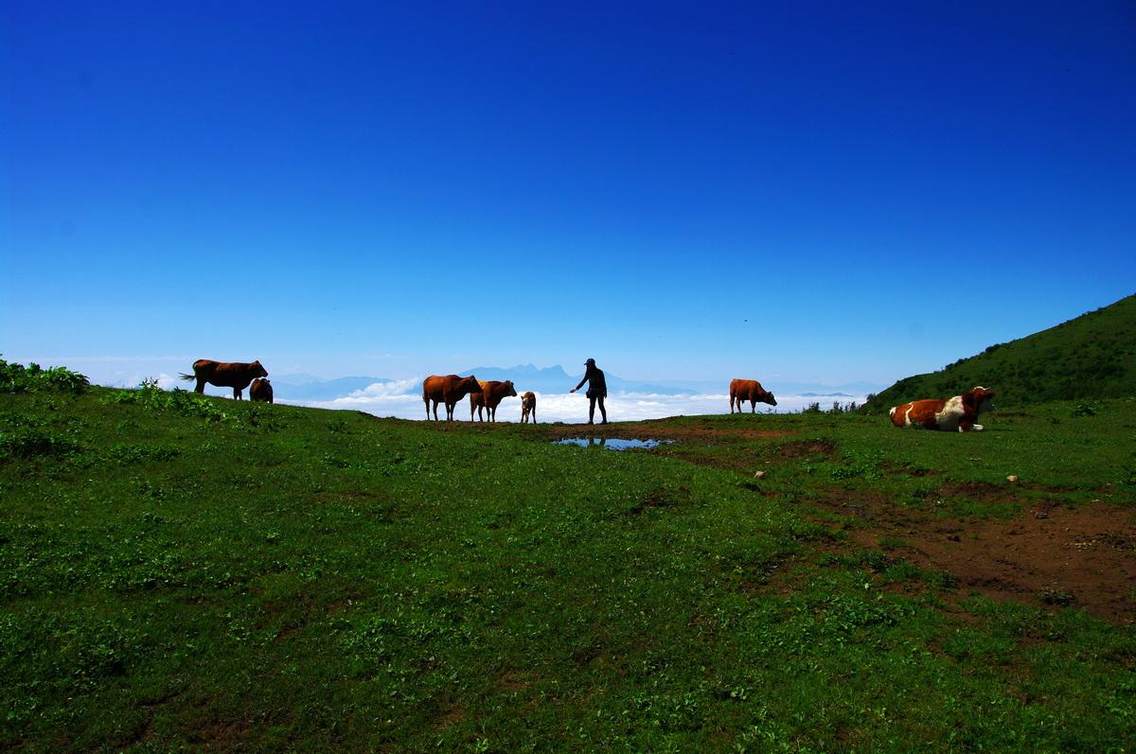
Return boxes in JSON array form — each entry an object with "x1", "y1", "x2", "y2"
[
  {"x1": 889, "y1": 386, "x2": 995, "y2": 432},
  {"x1": 250, "y1": 378, "x2": 273, "y2": 403},
  {"x1": 520, "y1": 391, "x2": 537, "y2": 423}
]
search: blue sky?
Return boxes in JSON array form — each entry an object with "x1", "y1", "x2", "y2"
[{"x1": 4, "y1": 1, "x2": 1135, "y2": 388}]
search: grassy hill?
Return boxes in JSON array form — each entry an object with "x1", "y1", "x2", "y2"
[
  {"x1": 865, "y1": 293, "x2": 1136, "y2": 411},
  {"x1": 2, "y1": 362, "x2": 1135, "y2": 751}
]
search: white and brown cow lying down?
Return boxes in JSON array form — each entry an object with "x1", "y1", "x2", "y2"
[{"x1": 889, "y1": 386, "x2": 995, "y2": 432}]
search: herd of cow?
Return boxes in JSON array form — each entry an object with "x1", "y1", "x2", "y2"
[{"x1": 179, "y1": 359, "x2": 996, "y2": 431}]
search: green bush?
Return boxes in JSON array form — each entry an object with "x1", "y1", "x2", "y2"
[
  {"x1": 0, "y1": 358, "x2": 89, "y2": 395},
  {"x1": 1071, "y1": 402, "x2": 1098, "y2": 417},
  {"x1": 102, "y1": 379, "x2": 233, "y2": 423}
]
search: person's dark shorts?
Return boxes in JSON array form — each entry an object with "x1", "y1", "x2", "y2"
[{"x1": 586, "y1": 389, "x2": 606, "y2": 400}]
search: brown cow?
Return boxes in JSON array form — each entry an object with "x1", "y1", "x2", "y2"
[
  {"x1": 729, "y1": 378, "x2": 777, "y2": 413},
  {"x1": 889, "y1": 386, "x2": 995, "y2": 432},
  {"x1": 469, "y1": 380, "x2": 518, "y2": 422},
  {"x1": 520, "y1": 391, "x2": 537, "y2": 423},
  {"x1": 250, "y1": 378, "x2": 273, "y2": 403},
  {"x1": 180, "y1": 359, "x2": 268, "y2": 399},
  {"x1": 422, "y1": 374, "x2": 483, "y2": 421}
]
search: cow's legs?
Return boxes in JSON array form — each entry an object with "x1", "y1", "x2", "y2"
[
  {"x1": 195, "y1": 378, "x2": 206, "y2": 395},
  {"x1": 750, "y1": 400, "x2": 756, "y2": 413},
  {"x1": 425, "y1": 399, "x2": 430, "y2": 420},
  {"x1": 532, "y1": 407, "x2": 536, "y2": 424},
  {"x1": 233, "y1": 387, "x2": 242, "y2": 400},
  {"x1": 432, "y1": 400, "x2": 440, "y2": 421}
]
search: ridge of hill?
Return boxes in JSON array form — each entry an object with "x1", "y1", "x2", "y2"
[{"x1": 865, "y1": 294, "x2": 1136, "y2": 411}]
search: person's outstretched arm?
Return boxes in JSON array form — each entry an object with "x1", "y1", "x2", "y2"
[{"x1": 571, "y1": 373, "x2": 588, "y2": 393}]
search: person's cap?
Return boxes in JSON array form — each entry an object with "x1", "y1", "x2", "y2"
[{"x1": 585, "y1": 358, "x2": 595, "y2": 365}]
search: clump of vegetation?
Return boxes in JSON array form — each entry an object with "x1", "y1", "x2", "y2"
[
  {"x1": 803, "y1": 401, "x2": 859, "y2": 414},
  {"x1": 103, "y1": 378, "x2": 233, "y2": 423},
  {"x1": 0, "y1": 358, "x2": 89, "y2": 395},
  {"x1": 104, "y1": 443, "x2": 180, "y2": 465},
  {"x1": 1071, "y1": 402, "x2": 1099, "y2": 417},
  {"x1": 0, "y1": 426, "x2": 80, "y2": 459}
]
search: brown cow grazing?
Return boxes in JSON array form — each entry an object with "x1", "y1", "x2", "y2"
[
  {"x1": 890, "y1": 386, "x2": 995, "y2": 432},
  {"x1": 250, "y1": 378, "x2": 273, "y2": 403},
  {"x1": 470, "y1": 380, "x2": 518, "y2": 422},
  {"x1": 729, "y1": 378, "x2": 777, "y2": 413},
  {"x1": 422, "y1": 374, "x2": 483, "y2": 421},
  {"x1": 180, "y1": 359, "x2": 268, "y2": 399},
  {"x1": 520, "y1": 391, "x2": 537, "y2": 423}
]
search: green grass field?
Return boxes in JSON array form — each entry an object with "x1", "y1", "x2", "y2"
[{"x1": 3, "y1": 381, "x2": 1135, "y2": 752}]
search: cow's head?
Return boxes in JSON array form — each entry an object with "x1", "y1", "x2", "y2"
[
  {"x1": 762, "y1": 390, "x2": 777, "y2": 407},
  {"x1": 252, "y1": 360, "x2": 268, "y2": 377},
  {"x1": 504, "y1": 380, "x2": 518, "y2": 398},
  {"x1": 962, "y1": 386, "x2": 995, "y2": 415},
  {"x1": 465, "y1": 376, "x2": 483, "y2": 393}
]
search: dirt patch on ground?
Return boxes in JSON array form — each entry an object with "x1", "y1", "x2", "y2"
[
  {"x1": 625, "y1": 486, "x2": 690, "y2": 516},
  {"x1": 543, "y1": 419, "x2": 794, "y2": 443},
  {"x1": 815, "y1": 493, "x2": 1136, "y2": 623},
  {"x1": 777, "y1": 439, "x2": 836, "y2": 459},
  {"x1": 433, "y1": 703, "x2": 466, "y2": 731},
  {"x1": 188, "y1": 717, "x2": 253, "y2": 749},
  {"x1": 939, "y1": 481, "x2": 1082, "y2": 501},
  {"x1": 498, "y1": 670, "x2": 536, "y2": 690}
]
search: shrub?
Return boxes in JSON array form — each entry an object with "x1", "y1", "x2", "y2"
[
  {"x1": 103, "y1": 380, "x2": 233, "y2": 423},
  {"x1": 0, "y1": 358, "x2": 89, "y2": 395},
  {"x1": 1070, "y1": 402, "x2": 1098, "y2": 417}
]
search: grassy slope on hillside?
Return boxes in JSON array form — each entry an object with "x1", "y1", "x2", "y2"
[
  {"x1": 2, "y1": 386, "x2": 1135, "y2": 752},
  {"x1": 866, "y1": 293, "x2": 1136, "y2": 411}
]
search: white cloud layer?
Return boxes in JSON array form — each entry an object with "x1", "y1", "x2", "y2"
[{"x1": 290, "y1": 382, "x2": 866, "y2": 422}]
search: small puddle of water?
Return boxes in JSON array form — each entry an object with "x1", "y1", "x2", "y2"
[{"x1": 553, "y1": 437, "x2": 673, "y2": 451}]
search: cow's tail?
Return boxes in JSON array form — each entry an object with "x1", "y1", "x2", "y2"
[
  {"x1": 888, "y1": 406, "x2": 896, "y2": 419},
  {"x1": 178, "y1": 373, "x2": 196, "y2": 382}
]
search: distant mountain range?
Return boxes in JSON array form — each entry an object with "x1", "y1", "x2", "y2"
[{"x1": 270, "y1": 375, "x2": 391, "y2": 401}]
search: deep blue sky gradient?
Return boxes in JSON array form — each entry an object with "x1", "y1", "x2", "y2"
[{"x1": 4, "y1": 1, "x2": 1135, "y2": 385}]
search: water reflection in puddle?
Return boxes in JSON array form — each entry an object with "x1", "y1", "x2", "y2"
[{"x1": 553, "y1": 437, "x2": 673, "y2": 450}]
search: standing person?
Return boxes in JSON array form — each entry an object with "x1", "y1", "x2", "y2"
[{"x1": 570, "y1": 357, "x2": 608, "y2": 424}]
